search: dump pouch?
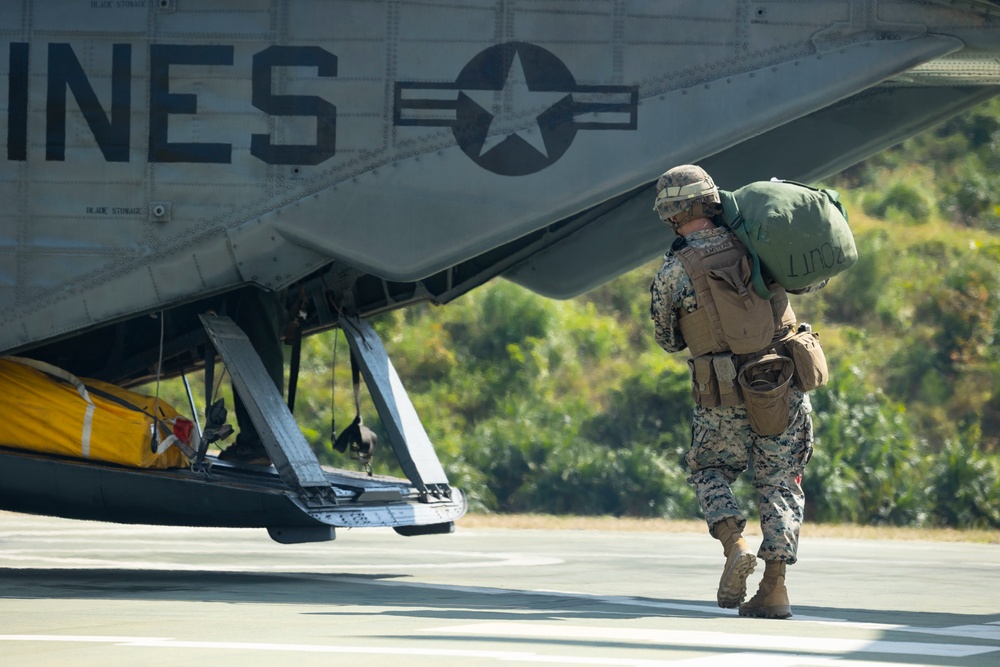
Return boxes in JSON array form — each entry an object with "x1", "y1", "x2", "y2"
[
  {"x1": 785, "y1": 328, "x2": 828, "y2": 392},
  {"x1": 688, "y1": 355, "x2": 721, "y2": 408},
  {"x1": 738, "y1": 354, "x2": 794, "y2": 436}
]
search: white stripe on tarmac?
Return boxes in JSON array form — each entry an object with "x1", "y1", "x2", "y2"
[
  {"x1": 0, "y1": 635, "x2": 736, "y2": 667},
  {"x1": 331, "y1": 576, "x2": 1000, "y2": 642},
  {"x1": 303, "y1": 575, "x2": 1000, "y2": 647},
  {"x1": 660, "y1": 654, "x2": 936, "y2": 667},
  {"x1": 0, "y1": 635, "x2": 975, "y2": 667},
  {"x1": 810, "y1": 620, "x2": 1000, "y2": 642},
  {"x1": 429, "y1": 622, "x2": 1000, "y2": 658},
  {"x1": 0, "y1": 551, "x2": 563, "y2": 570}
]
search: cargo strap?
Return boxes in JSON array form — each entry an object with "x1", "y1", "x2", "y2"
[
  {"x1": 81, "y1": 383, "x2": 186, "y2": 456},
  {"x1": 286, "y1": 321, "x2": 303, "y2": 413},
  {"x1": 285, "y1": 286, "x2": 308, "y2": 414},
  {"x1": 332, "y1": 351, "x2": 377, "y2": 470}
]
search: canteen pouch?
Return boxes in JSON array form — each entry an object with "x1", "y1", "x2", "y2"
[
  {"x1": 688, "y1": 355, "x2": 721, "y2": 408},
  {"x1": 785, "y1": 329, "x2": 828, "y2": 392},
  {"x1": 738, "y1": 354, "x2": 794, "y2": 436}
]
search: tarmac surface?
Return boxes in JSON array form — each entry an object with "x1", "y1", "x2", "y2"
[{"x1": 0, "y1": 510, "x2": 997, "y2": 667}]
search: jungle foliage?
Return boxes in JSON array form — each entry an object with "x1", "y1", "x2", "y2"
[{"x1": 152, "y1": 99, "x2": 1000, "y2": 528}]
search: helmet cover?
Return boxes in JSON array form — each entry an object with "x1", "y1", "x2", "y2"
[{"x1": 653, "y1": 165, "x2": 720, "y2": 228}]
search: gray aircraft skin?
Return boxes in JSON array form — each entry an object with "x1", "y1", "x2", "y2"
[{"x1": 0, "y1": 0, "x2": 998, "y2": 541}]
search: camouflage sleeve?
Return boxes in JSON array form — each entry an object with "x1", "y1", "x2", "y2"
[{"x1": 649, "y1": 256, "x2": 690, "y2": 353}]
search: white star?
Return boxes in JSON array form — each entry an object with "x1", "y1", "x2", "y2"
[{"x1": 462, "y1": 51, "x2": 569, "y2": 158}]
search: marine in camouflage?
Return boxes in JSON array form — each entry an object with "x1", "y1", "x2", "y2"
[{"x1": 649, "y1": 225, "x2": 816, "y2": 564}]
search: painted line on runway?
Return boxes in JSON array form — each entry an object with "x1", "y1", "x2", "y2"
[
  {"x1": 316, "y1": 575, "x2": 1000, "y2": 644},
  {"x1": 429, "y1": 622, "x2": 999, "y2": 658},
  {"x1": 0, "y1": 635, "x2": 976, "y2": 667},
  {"x1": 811, "y1": 620, "x2": 1000, "y2": 642},
  {"x1": 0, "y1": 634, "x2": 718, "y2": 666},
  {"x1": 541, "y1": 550, "x2": 1000, "y2": 568},
  {"x1": 804, "y1": 556, "x2": 1000, "y2": 568},
  {"x1": 530, "y1": 590, "x2": 1000, "y2": 642},
  {"x1": 0, "y1": 551, "x2": 563, "y2": 571},
  {"x1": 642, "y1": 654, "x2": 949, "y2": 667}
]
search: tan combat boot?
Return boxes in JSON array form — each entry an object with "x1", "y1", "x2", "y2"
[
  {"x1": 714, "y1": 517, "x2": 756, "y2": 608},
  {"x1": 739, "y1": 560, "x2": 792, "y2": 619}
]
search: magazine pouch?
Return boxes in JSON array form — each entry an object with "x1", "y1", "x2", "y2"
[
  {"x1": 713, "y1": 353, "x2": 741, "y2": 407},
  {"x1": 688, "y1": 355, "x2": 720, "y2": 408}
]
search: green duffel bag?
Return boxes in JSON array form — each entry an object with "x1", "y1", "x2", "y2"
[{"x1": 719, "y1": 180, "x2": 858, "y2": 298}]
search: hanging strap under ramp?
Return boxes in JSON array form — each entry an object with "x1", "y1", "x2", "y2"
[{"x1": 333, "y1": 351, "x2": 377, "y2": 470}]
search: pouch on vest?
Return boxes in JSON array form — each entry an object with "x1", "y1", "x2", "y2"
[
  {"x1": 713, "y1": 353, "x2": 741, "y2": 407},
  {"x1": 705, "y1": 255, "x2": 775, "y2": 354},
  {"x1": 738, "y1": 354, "x2": 794, "y2": 436},
  {"x1": 785, "y1": 328, "x2": 828, "y2": 392},
  {"x1": 688, "y1": 356, "x2": 720, "y2": 408}
]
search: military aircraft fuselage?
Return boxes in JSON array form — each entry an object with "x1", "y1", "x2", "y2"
[{"x1": 2, "y1": 1, "x2": 999, "y2": 372}]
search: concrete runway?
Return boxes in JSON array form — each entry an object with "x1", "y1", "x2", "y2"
[{"x1": 0, "y1": 510, "x2": 997, "y2": 667}]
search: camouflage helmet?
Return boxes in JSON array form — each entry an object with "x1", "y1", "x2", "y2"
[{"x1": 653, "y1": 164, "x2": 720, "y2": 228}]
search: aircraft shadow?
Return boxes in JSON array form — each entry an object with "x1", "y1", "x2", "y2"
[{"x1": 1, "y1": 567, "x2": 997, "y2": 628}]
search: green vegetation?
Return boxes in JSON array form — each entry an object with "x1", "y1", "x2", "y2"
[{"x1": 150, "y1": 98, "x2": 1000, "y2": 529}]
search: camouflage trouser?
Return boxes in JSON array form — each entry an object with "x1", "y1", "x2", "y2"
[{"x1": 684, "y1": 391, "x2": 814, "y2": 564}]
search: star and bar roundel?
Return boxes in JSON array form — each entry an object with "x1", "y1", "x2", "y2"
[{"x1": 394, "y1": 42, "x2": 639, "y2": 176}]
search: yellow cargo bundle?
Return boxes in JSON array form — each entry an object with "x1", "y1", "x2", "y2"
[{"x1": 0, "y1": 357, "x2": 190, "y2": 469}]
